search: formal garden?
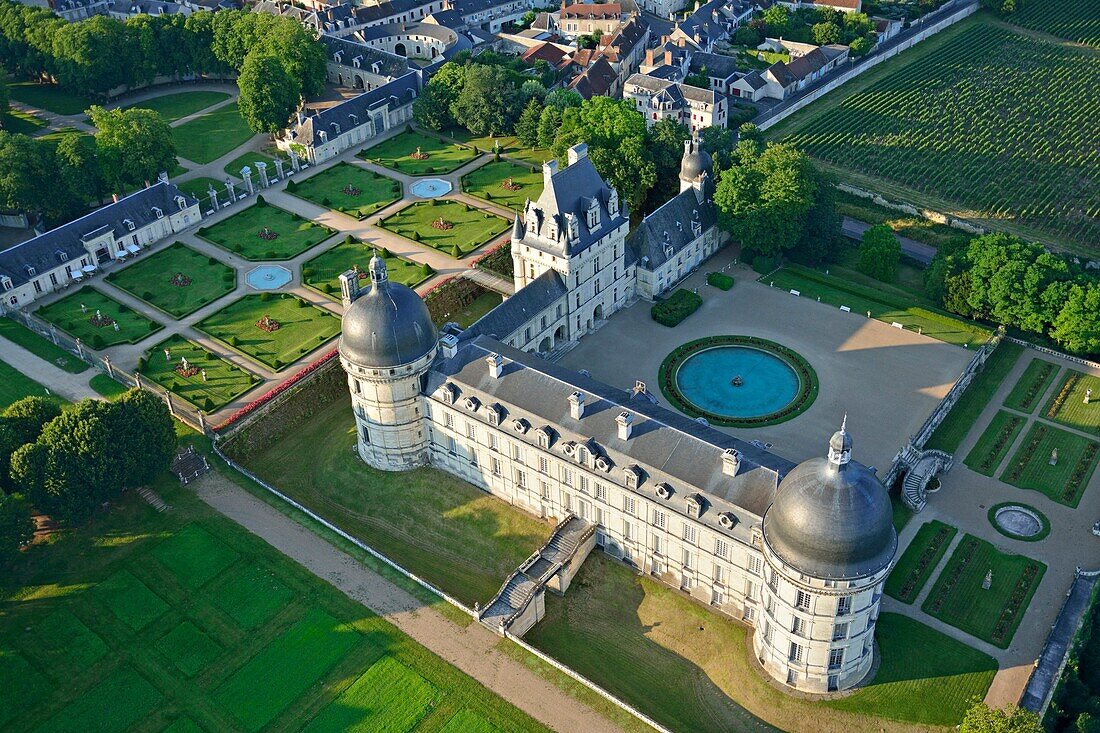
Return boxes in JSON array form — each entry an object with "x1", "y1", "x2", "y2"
[
  {"x1": 176, "y1": 177, "x2": 225, "y2": 203},
  {"x1": 1001, "y1": 423, "x2": 1099, "y2": 507},
  {"x1": 925, "y1": 341, "x2": 1023, "y2": 453},
  {"x1": 987, "y1": 502, "x2": 1050, "y2": 543},
  {"x1": 35, "y1": 287, "x2": 161, "y2": 349},
  {"x1": 460, "y1": 159, "x2": 543, "y2": 211},
  {"x1": 195, "y1": 294, "x2": 340, "y2": 372},
  {"x1": 921, "y1": 534, "x2": 1046, "y2": 648},
  {"x1": 172, "y1": 101, "x2": 255, "y2": 165},
  {"x1": 884, "y1": 520, "x2": 958, "y2": 604},
  {"x1": 651, "y1": 289, "x2": 703, "y2": 327},
  {"x1": 105, "y1": 242, "x2": 236, "y2": 318},
  {"x1": 1004, "y1": 358, "x2": 1059, "y2": 413},
  {"x1": 197, "y1": 197, "x2": 336, "y2": 261},
  {"x1": 139, "y1": 336, "x2": 260, "y2": 412},
  {"x1": 525, "y1": 553, "x2": 997, "y2": 733},
  {"x1": 1044, "y1": 369, "x2": 1100, "y2": 436},
  {"x1": 0, "y1": 459, "x2": 547, "y2": 732},
  {"x1": 287, "y1": 162, "x2": 402, "y2": 220},
  {"x1": 379, "y1": 200, "x2": 509, "y2": 258},
  {"x1": 123, "y1": 90, "x2": 230, "y2": 123},
  {"x1": 423, "y1": 278, "x2": 502, "y2": 328},
  {"x1": 359, "y1": 129, "x2": 479, "y2": 176},
  {"x1": 964, "y1": 410, "x2": 1026, "y2": 476},
  {"x1": 303, "y1": 238, "x2": 431, "y2": 297}
]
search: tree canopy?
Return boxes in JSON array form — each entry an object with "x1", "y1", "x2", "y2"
[
  {"x1": 960, "y1": 700, "x2": 1042, "y2": 733},
  {"x1": 856, "y1": 224, "x2": 900, "y2": 281},
  {"x1": 88, "y1": 105, "x2": 176, "y2": 191},
  {"x1": 237, "y1": 52, "x2": 300, "y2": 135}
]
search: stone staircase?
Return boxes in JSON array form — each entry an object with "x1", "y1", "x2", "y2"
[
  {"x1": 901, "y1": 449, "x2": 954, "y2": 512},
  {"x1": 137, "y1": 487, "x2": 171, "y2": 513},
  {"x1": 170, "y1": 445, "x2": 211, "y2": 485}
]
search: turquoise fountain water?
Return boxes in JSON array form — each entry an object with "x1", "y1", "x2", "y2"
[
  {"x1": 675, "y1": 346, "x2": 800, "y2": 419},
  {"x1": 246, "y1": 265, "x2": 292, "y2": 290}
]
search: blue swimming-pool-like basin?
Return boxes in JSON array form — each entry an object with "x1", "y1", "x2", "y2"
[
  {"x1": 674, "y1": 346, "x2": 801, "y2": 419},
  {"x1": 246, "y1": 265, "x2": 292, "y2": 291},
  {"x1": 409, "y1": 178, "x2": 453, "y2": 198}
]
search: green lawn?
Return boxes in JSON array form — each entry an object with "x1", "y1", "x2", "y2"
[
  {"x1": 964, "y1": 410, "x2": 1026, "y2": 476},
  {"x1": 198, "y1": 199, "x2": 336, "y2": 260},
  {"x1": 527, "y1": 552, "x2": 994, "y2": 733},
  {"x1": 0, "y1": 317, "x2": 88, "y2": 373},
  {"x1": 123, "y1": 90, "x2": 230, "y2": 123},
  {"x1": 7, "y1": 81, "x2": 93, "y2": 115},
  {"x1": 233, "y1": 399, "x2": 552, "y2": 605},
  {"x1": 195, "y1": 294, "x2": 340, "y2": 371},
  {"x1": 34, "y1": 126, "x2": 88, "y2": 149},
  {"x1": 89, "y1": 373, "x2": 129, "y2": 399},
  {"x1": 175, "y1": 176, "x2": 224, "y2": 203},
  {"x1": 303, "y1": 238, "x2": 431, "y2": 297},
  {"x1": 35, "y1": 287, "x2": 162, "y2": 349},
  {"x1": 2, "y1": 108, "x2": 46, "y2": 134},
  {"x1": 380, "y1": 200, "x2": 509, "y2": 257},
  {"x1": 360, "y1": 129, "x2": 479, "y2": 175},
  {"x1": 0, "y1": 442, "x2": 548, "y2": 732},
  {"x1": 1043, "y1": 369, "x2": 1100, "y2": 436},
  {"x1": 441, "y1": 291, "x2": 503, "y2": 328},
  {"x1": 922, "y1": 534, "x2": 1046, "y2": 648},
  {"x1": 105, "y1": 242, "x2": 236, "y2": 317},
  {"x1": 1005, "y1": 358, "x2": 1060, "y2": 413},
  {"x1": 1001, "y1": 422, "x2": 1099, "y2": 507},
  {"x1": 0, "y1": 357, "x2": 57, "y2": 409},
  {"x1": 884, "y1": 520, "x2": 958, "y2": 603},
  {"x1": 140, "y1": 335, "x2": 260, "y2": 411},
  {"x1": 925, "y1": 340, "x2": 1024, "y2": 453},
  {"x1": 289, "y1": 162, "x2": 402, "y2": 219},
  {"x1": 222, "y1": 149, "x2": 275, "y2": 180},
  {"x1": 173, "y1": 101, "x2": 255, "y2": 164},
  {"x1": 763, "y1": 265, "x2": 992, "y2": 347},
  {"x1": 461, "y1": 159, "x2": 543, "y2": 211}
]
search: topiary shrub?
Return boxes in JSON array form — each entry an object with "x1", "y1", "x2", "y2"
[
  {"x1": 255, "y1": 194, "x2": 266, "y2": 206},
  {"x1": 296, "y1": 298, "x2": 308, "y2": 307},
  {"x1": 321, "y1": 196, "x2": 331, "y2": 206},
  {"x1": 425, "y1": 166, "x2": 435, "y2": 174},
  {"x1": 380, "y1": 247, "x2": 391, "y2": 259},
  {"x1": 707, "y1": 272, "x2": 735, "y2": 290},
  {"x1": 484, "y1": 191, "x2": 493, "y2": 200},
  {"x1": 412, "y1": 231, "x2": 422, "y2": 241},
  {"x1": 285, "y1": 179, "x2": 297, "y2": 191},
  {"x1": 272, "y1": 358, "x2": 284, "y2": 369},
  {"x1": 137, "y1": 357, "x2": 147, "y2": 371},
  {"x1": 450, "y1": 244, "x2": 461, "y2": 258},
  {"x1": 143, "y1": 291, "x2": 155, "y2": 300},
  {"x1": 91, "y1": 334, "x2": 105, "y2": 349},
  {"x1": 207, "y1": 256, "x2": 219, "y2": 265},
  {"x1": 229, "y1": 336, "x2": 239, "y2": 346},
  {"x1": 203, "y1": 397, "x2": 214, "y2": 411},
  {"x1": 651, "y1": 289, "x2": 703, "y2": 327},
  {"x1": 344, "y1": 234, "x2": 355, "y2": 244},
  {"x1": 420, "y1": 262, "x2": 433, "y2": 277},
  {"x1": 260, "y1": 292, "x2": 273, "y2": 302}
]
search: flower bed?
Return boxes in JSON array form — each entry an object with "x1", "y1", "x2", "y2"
[
  {"x1": 886, "y1": 520, "x2": 958, "y2": 604},
  {"x1": 214, "y1": 348, "x2": 339, "y2": 432},
  {"x1": 657, "y1": 335, "x2": 819, "y2": 428},
  {"x1": 1004, "y1": 358, "x2": 1057, "y2": 413},
  {"x1": 170, "y1": 272, "x2": 192, "y2": 287}
]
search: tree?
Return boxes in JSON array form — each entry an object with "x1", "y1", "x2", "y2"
[
  {"x1": 645, "y1": 117, "x2": 690, "y2": 210},
  {"x1": 519, "y1": 79, "x2": 547, "y2": 105},
  {"x1": 536, "y1": 104, "x2": 561, "y2": 149},
  {"x1": 89, "y1": 105, "x2": 175, "y2": 192},
  {"x1": 257, "y1": 17, "x2": 326, "y2": 98},
  {"x1": 56, "y1": 132, "x2": 105, "y2": 204},
  {"x1": 51, "y1": 15, "x2": 136, "y2": 96},
  {"x1": 515, "y1": 98, "x2": 543, "y2": 148},
  {"x1": 761, "y1": 4, "x2": 790, "y2": 35},
  {"x1": 960, "y1": 700, "x2": 1042, "y2": 733},
  {"x1": 700, "y1": 125, "x2": 734, "y2": 170},
  {"x1": 0, "y1": 396, "x2": 61, "y2": 494},
  {"x1": 0, "y1": 493, "x2": 32, "y2": 565},
  {"x1": 683, "y1": 72, "x2": 710, "y2": 89},
  {"x1": 1051, "y1": 283, "x2": 1100, "y2": 356},
  {"x1": 519, "y1": 10, "x2": 536, "y2": 27},
  {"x1": 738, "y1": 122, "x2": 763, "y2": 144},
  {"x1": 576, "y1": 33, "x2": 597, "y2": 49},
  {"x1": 733, "y1": 25, "x2": 761, "y2": 47},
  {"x1": 812, "y1": 21, "x2": 841, "y2": 45},
  {"x1": 114, "y1": 389, "x2": 175, "y2": 487},
  {"x1": 0, "y1": 131, "x2": 55, "y2": 214},
  {"x1": 849, "y1": 36, "x2": 873, "y2": 56},
  {"x1": 543, "y1": 88, "x2": 583, "y2": 110},
  {"x1": 453, "y1": 64, "x2": 521, "y2": 136},
  {"x1": 856, "y1": 224, "x2": 900, "y2": 281},
  {"x1": 413, "y1": 76, "x2": 458, "y2": 130},
  {"x1": 236, "y1": 52, "x2": 300, "y2": 135},
  {"x1": 0, "y1": 64, "x2": 8, "y2": 120},
  {"x1": 798, "y1": 167, "x2": 841, "y2": 264}
]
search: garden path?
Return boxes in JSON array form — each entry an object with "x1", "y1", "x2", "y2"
[
  {"x1": 0, "y1": 334, "x2": 96, "y2": 402},
  {"x1": 194, "y1": 470, "x2": 628, "y2": 733}
]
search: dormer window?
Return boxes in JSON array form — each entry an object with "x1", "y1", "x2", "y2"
[
  {"x1": 152, "y1": 207, "x2": 163, "y2": 219},
  {"x1": 24, "y1": 265, "x2": 36, "y2": 277},
  {"x1": 486, "y1": 403, "x2": 503, "y2": 425},
  {"x1": 124, "y1": 218, "x2": 136, "y2": 231},
  {"x1": 1, "y1": 276, "x2": 11, "y2": 291},
  {"x1": 624, "y1": 464, "x2": 642, "y2": 489},
  {"x1": 463, "y1": 396, "x2": 480, "y2": 412},
  {"x1": 686, "y1": 493, "x2": 706, "y2": 518},
  {"x1": 535, "y1": 426, "x2": 553, "y2": 448},
  {"x1": 439, "y1": 382, "x2": 458, "y2": 404},
  {"x1": 56, "y1": 250, "x2": 68, "y2": 263},
  {"x1": 655, "y1": 482, "x2": 673, "y2": 500},
  {"x1": 511, "y1": 418, "x2": 529, "y2": 434}
]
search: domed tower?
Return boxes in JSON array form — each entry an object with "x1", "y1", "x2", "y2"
[
  {"x1": 338, "y1": 256, "x2": 438, "y2": 471},
  {"x1": 754, "y1": 418, "x2": 897, "y2": 693},
  {"x1": 679, "y1": 137, "x2": 712, "y2": 195}
]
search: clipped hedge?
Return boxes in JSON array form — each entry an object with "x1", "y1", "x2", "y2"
[
  {"x1": 651, "y1": 289, "x2": 703, "y2": 327},
  {"x1": 707, "y1": 271, "x2": 734, "y2": 291}
]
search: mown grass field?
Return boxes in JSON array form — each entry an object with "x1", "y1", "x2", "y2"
[
  {"x1": 176, "y1": 176, "x2": 223, "y2": 203},
  {"x1": 924, "y1": 341, "x2": 1023, "y2": 453},
  {"x1": 106, "y1": 242, "x2": 236, "y2": 318},
  {"x1": 460, "y1": 160, "x2": 544, "y2": 211},
  {"x1": 360, "y1": 130, "x2": 478, "y2": 176},
  {"x1": 290, "y1": 162, "x2": 402, "y2": 219},
  {"x1": 173, "y1": 102, "x2": 255, "y2": 164},
  {"x1": 6, "y1": 81, "x2": 92, "y2": 115},
  {"x1": 381, "y1": 200, "x2": 510, "y2": 257},
  {"x1": 35, "y1": 286, "x2": 162, "y2": 348},
  {"x1": 922, "y1": 534, "x2": 1046, "y2": 648},
  {"x1": 1004, "y1": 358, "x2": 1059, "y2": 413},
  {"x1": 774, "y1": 16, "x2": 1100, "y2": 249},
  {"x1": 141, "y1": 335, "x2": 260, "y2": 411},
  {"x1": 1001, "y1": 422, "x2": 1099, "y2": 507},
  {"x1": 195, "y1": 294, "x2": 340, "y2": 372},
  {"x1": 123, "y1": 90, "x2": 230, "y2": 123},
  {"x1": 303, "y1": 239, "x2": 430, "y2": 297},
  {"x1": 198, "y1": 200, "x2": 335, "y2": 261},
  {"x1": 1043, "y1": 369, "x2": 1100, "y2": 436},
  {"x1": 0, "y1": 317, "x2": 88, "y2": 373},
  {"x1": 234, "y1": 400, "x2": 552, "y2": 605},
  {"x1": 0, "y1": 450, "x2": 548, "y2": 732},
  {"x1": 964, "y1": 410, "x2": 1026, "y2": 476},
  {"x1": 526, "y1": 553, "x2": 995, "y2": 733},
  {"x1": 885, "y1": 520, "x2": 958, "y2": 604}
]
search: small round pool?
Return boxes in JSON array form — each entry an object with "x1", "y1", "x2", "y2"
[
  {"x1": 246, "y1": 265, "x2": 292, "y2": 291},
  {"x1": 676, "y1": 346, "x2": 800, "y2": 420},
  {"x1": 990, "y1": 503, "x2": 1049, "y2": 541},
  {"x1": 409, "y1": 178, "x2": 452, "y2": 198}
]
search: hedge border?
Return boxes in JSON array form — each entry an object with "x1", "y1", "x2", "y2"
[
  {"x1": 987, "y1": 502, "x2": 1052, "y2": 543},
  {"x1": 657, "y1": 335, "x2": 819, "y2": 428}
]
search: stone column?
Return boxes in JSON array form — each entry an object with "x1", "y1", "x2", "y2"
[
  {"x1": 274, "y1": 156, "x2": 285, "y2": 180},
  {"x1": 163, "y1": 388, "x2": 175, "y2": 417},
  {"x1": 134, "y1": 371, "x2": 142, "y2": 390},
  {"x1": 208, "y1": 184, "x2": 220, "y2": 211},
  {"x1": 198, "y1": 410, "x2": 208, "y2": 435},
  {"x1": 241, "y1": 167, "x2": 255, "y2": 196},
  {"x1": 256, "y1": 161, "x2": 270, "y2": 189},
  {"x1": 75, "y1": 338, "x2": 84, "y2": 360},
  {"x1": 103, "y1": 354, "x2": 113, "y2": 377},
  {"x1": 49, "y1": 323, "x2": 57, "y2": 344},
  {"x1": 225, "y1": 178, "x2": 236, "y2": 203},
  {"x1": 289, "y1": 148, "x2": 301, "y2": 172}
]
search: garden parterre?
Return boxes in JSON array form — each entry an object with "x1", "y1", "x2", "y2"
[
  {"x1": 380, "y1": 200, "x2": 509, "y2": 257},
  {"x1": 303, "y1": 238, "x2": 431, "y2": 297},
  {"x1": 360, "y1": 130, "x2": 478, "y2": 176},
  {"x1": 1001, "y1": 422, "x2": 1099, "y2": 507},
  {"x1": 1043, "y1": 369, "x2": 1100, "y2": 436},
  {"x1": 460, "y1": 160, "x2": 544, "y2": 211},
  {"x1": 172, "y1": 101, "x2": 255, "y2": 164},
  {"x1": 34, "y1": 286, "x2": 161, "y2": 349},
  {"x1": 198, "y1": 199, "x2": 336, "y2": 261},
  {"x1": 884, "y1": 520, "x2": 957, "y2": 604},
  {"x1": 964, "y1": 410, "x2": 1026, "y2": 477},
  {"x1": 105, "y1": 242, "x2": 236, "y2": 317},
  {"x1": 141, "y1": 335, "x2": 261, "y2": 411},
  {"x1": 1004, "y1": 358, "x2": 1059, "y2": 413},
  {"x1": 288, "y1": 162, "x2": 402, "y2": 219}
]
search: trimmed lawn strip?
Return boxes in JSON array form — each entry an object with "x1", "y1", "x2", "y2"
[
  {"x1": 33, "y1": 608, "x2": 108, "y2": 668},
  {"x1": 0, "y1": 356, "x2": 56, "y2": 409},
  {"x1": 141, "y1": 335, "x2": 261, "y2": 411},
  {"x1": 1001, "y1": 422, "x2": 1099, "y2": 507},
  {"x1": 0, "y1": 651, "x2": 50, "y2": 728},
  {"x1": 173, "y1": 101, "x2": 254, "y2": 164},
  {"x1": 105, "y1": 242, "x2": 236, "y2": 317},
  {"x1": 922, "y1": 534, "x2": 1046, "y2": 648},
  {"x1": 4, "y1": 107, "x2": 46, "y2": 134},
  {"x1": 198, "y1": 200, "x2": 336, "y2": 261},
  {"x1": 303, "y1": 654, "x2": 438, "y2": 733},
  {"x1": 925, "y1": 341, "x2": 1024, "y2": 453},
  {"x1": 222, "y1": 149, "x2": 276, "y2": 180},
  {"x1": 34, "y1": 286, "x2": 162, "y2": 348},
  {"x1": 89, "y1": 373, "x2": 128, "y2": 399},
  {"x1": 460, "y1": 159, "x2": 544, "y2": 210},
  {"x1": 443, "y1": 291, "x2": 503, "y2": 329},
  {"x1": 763, "y1": 265, "x2": 992, "y2": 347},
  {"x1": 209, "y1": 561, "x2": 295, "y2": 630},
  {"x1": 1004, "y1": 358, "x2": 1059, "y2": 413},
  {"x1": 36, "y1": 665, "x2": 162, "y2": 733},
  {"x1": 303, "y1": 238, "x2": 431, "y2": 298},
  {"x1": 93, "y1": 569, "x2": 169, "y2": 631},
  {"x1": 1043, "y1": 369, "x2": 1100, "y2": 436},
  {"x1": 439, "y1": 709, "x2": 502, "y2": 733},
  {"x1": 288, "y1": 161, "x2": 401, "y2": 219},
  {"x1": 964, "y1": 410, "x2": 1026, "y2": 476},
  {"x1": 155, "y1": 620, "x2": 222, "y2": 677},
  {"x1": 150, "y1": 522, "x2": 238, "y2": 589},
  {"x1": 360, "y1": 129, "x2": 479, "y2": 175},
  {"x1": 884, "y1": 520, "x2": 957, "y2": 603},
  {"x1": 380, "y1": 200, "x2": 509, "y2": 257},
  {"x1": 195, "y1": 293, "x2": 340, "y2": 371},
  {"x1": 0, "y1": 317, "x2": 88, "y2": 373},
  {"x1": 7, "y1": 81, "x2": 93, "y2": 115},
  {"x1": 123, "y1": 90, "x2": 230, "y2": 122}
]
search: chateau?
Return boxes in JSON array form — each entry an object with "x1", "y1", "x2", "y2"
[{"x1": 336, "y1": 143, "x2": 897, "y2": 694}]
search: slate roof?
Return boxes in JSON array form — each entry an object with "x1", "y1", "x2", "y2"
[
  {"x1": 0, "y1": 182, "x2": 197, "y2": 290},
  {"x1": 320, "y1": 35, "x2": 409, "y2": 79},
  {"x1": 561, "y1": 2, "x2": 621, "y2": 18},
  {"x1": 429, "y1": 336, "x2": 797, "y2": 533},
  {"x1": 625, "y1": 73, "x2": 719, "y2": 106},
  {"x1": 108, "y1": 0, "x2": 189, "y2": 15},
  {"x1": 690, "y1": 51, "x2": 739, "y2": 80},
  {"x1": 568, "y1": 56, "x2": 618, "y2": 98},
  {"x1": 461, "y1": 269, "x2": 568, "y2": 343},
  {"x1": 737, "y1": 69, "x2": 766, "y2": 90},
  {"x1": 626, "y1": 187, "x2": 716, "y2": 272},
  {"x1": 288, "y1": 72, "x2": 419, "y2": 148},
  {"x1": 599, "y1": 14, "x2": 648, "y2": 62}
]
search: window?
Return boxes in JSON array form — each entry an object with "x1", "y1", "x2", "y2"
[
  {"x1": 713, "y1": 563, "x2": 724, "y2": 583},
  {"x1": 828, "y1": 648, "x2": 844, "y2": 670},
  {"x1": 749, "y1": 555, "x2": 762, "y2": 575},
  {"x1": 682, "y1": 548, "x2": 693, "y2": 569},
  {"x1": 515, "y1": 470, "x2": 526, "y2": 488},
  {"x1": 466, "y1": 422, "x2": 476, "y2": 439},
  {"x1": 562, "y1": 468, "x2": 573, "y2": 486},
  {"x1": 833, "y1": 623, "x2": 848, "y2": 641},
  {"x1": 540, "y1": 481, "x2": 551, "y2": 499},
  {"x1": 446, "y1": 435, "x2": 457, "y2": 454},
  {"x1": 444, "y1": 413, "x2": 454, "y2": 429},
  {"x1": 489, "y1": 433, "x2": 498, "y2": 451},
  {"x1": 792, "y1": 617, "x2": 806, "y2": 637},
  {"x1": 538, "y1": 456, "x2": 548, "y2": 473},
  {"x1": 653, "y1": 510, "x2": 666, "y2": 529},
  {"x1": 683, "y1": 524, "x2": 697, "y2": 544},
  {"x1": 763, "y1": 621, "x2": 773, "y2": 646},
  {"x1": 715, "y1": 538, "x2": 729, "y2": 559},
  {"x1": 623, "y1": 519, "x2": 633, "y2": 540},
  {"x1": 796, "y1": 590, "x2": 811, "y2": 611},
  {"x1": 836, "y1": 596, "x2": 851, "y2": 616},
  {"x1": 623, "y1": 495, "x2": 635, "y2": 516},
  {"x1": 511, "y1": 443, "x2": 521, "y2": 460},
  {"x1": 580, "y1": 475, "x2": 590, "y2": 494},
  {"x1": 788, "y1": 642, "x2": 803, "y2": 663},
  {"x1": 767, "y1": 571, "x2": 779, "y2": 594},
  {"x1": 491, "y1": 457, "x2": 502, "y2": 476},
  {"x1": 595, "y1": 484, "x2": 607, "y2": 501}
]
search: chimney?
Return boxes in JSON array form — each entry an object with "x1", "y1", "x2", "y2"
[
  {"x1": 542, "y1": 159, "x2": 558, "y2": 187},
  {"x1": 486, "y1": 352, "x2": 504, "y2": 378},
  {"x1": 338, "y1": 269, "x2": 361, "y2": 308},
  {"x1": 440, "y1": 333, "x2": 459, "y2": 359},
  {"x1": 567, "y1": 142, "x2": 588, "y2": 166},
  {"x1": 568, "y1": 390, "x2": 585, "y2": 419},
  {"x1": 111, "y1": 193, "x2": 119, "y2": 203},
  {"x1": 616, "y1": 411, "x2": 633, "y2": 440},
  {"x1": 722, "y1": 448, "x2": 740, "y2": 476}
]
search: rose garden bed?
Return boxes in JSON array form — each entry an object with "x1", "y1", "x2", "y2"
[
  {"x1": 1043, "y1": 369, "x2": 1100, "y2": 436},
  {"x1": 139, "y1": 335, "x2": 261, "y2": 412},
  {"x1": 358, "y1": 130, "x2": 478, "y2": 176},
  {"x1": 1004, "y1": 358, "x2": 1059, "y2": 414},
  {"x1": 34, "y1": 287, "x2": 162, "y2": 349},
  {"x1": 105, "y1": 242, "x2": 236, "y2": 318},
  {"x1": 963, "y1": 410, "x2": 1026, "y2": 477},
  {"x1": 885, "y1": 520, "x2": 958, "y2": 604},
  {"x1": 302, "y1": 238, "x2": 432, "y2": 298},
  {"x1": 460, "y1": 160, "x2": 543, "y2": 210},
  {"x1": 1001, "y1": 422, "x2": 1100, "y2": 507}
]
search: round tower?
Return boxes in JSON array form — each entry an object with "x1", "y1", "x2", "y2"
[
  {"x1": 679, "y1": 137, "x2": 712, "y2": 194},
  {"x1": 338, "y1": 256, "x2": 437, "y2": 471},
  {"x1": 754, "y1": 418, "x2": 897, "y2": 693}
]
